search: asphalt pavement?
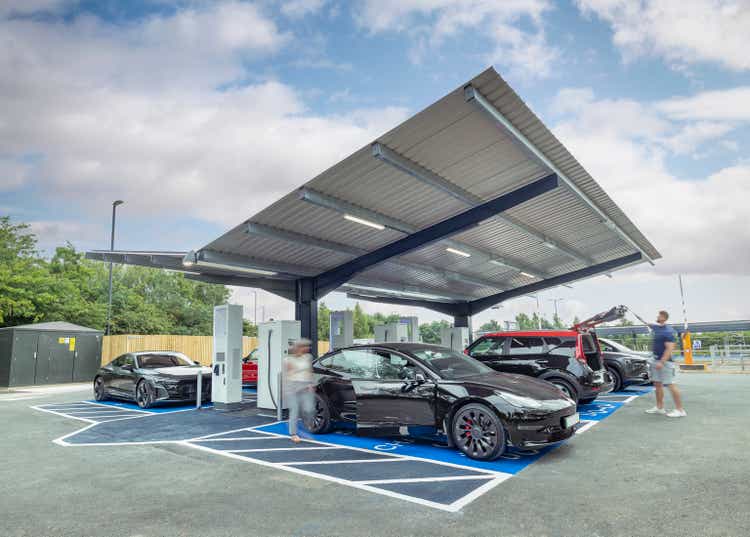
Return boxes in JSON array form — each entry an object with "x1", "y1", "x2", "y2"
[{"x1": 1, "y1": 373, "x2": 747, "y2": 537}]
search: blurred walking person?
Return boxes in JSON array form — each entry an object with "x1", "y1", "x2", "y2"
[
  {"x1": 285, "y1": 338, "x2": 314, "y2": 443},
  {"x1": 645, "y1": 310, "x2": 686, "y2": 417}
]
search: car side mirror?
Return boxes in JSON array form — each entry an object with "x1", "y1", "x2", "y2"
[
  {"x1": 193, "y1": 360, "x2": 200, "y2": 366},
  {"x1": 414, "y1": 372, "x2": 426, "y2": 384}
]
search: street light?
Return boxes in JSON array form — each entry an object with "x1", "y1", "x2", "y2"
[
  {"x1": 525, "y1": 294, "x2": 542, "y2": 329},
  {"x1": 548, "y1": 298, "x2": 565, "y2": 322},
  {"x1": 105, "y1": 200, "x2": 124, "y2": 335}
]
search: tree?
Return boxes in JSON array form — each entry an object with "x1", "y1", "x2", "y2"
[
  {"x1": 353, "y1": 303, "x2": 370, "y2": 338},
  {"x1": 242, "y1": 320, "x2": 258, "y2": 337},
  {"x1": 515, "y1": 313, "x2": 534, "y2": 330},
  {"x1": 317, "y1": 302, "x2": 331, "y2": 341},
  {"x1": 479, "y1": 319, "x2": 501, "y2": 332},
  {"x1": 0, "y1": 217, "x2": 57, "y2": 326},
  {"x1": 419, "y1": 320, "x2": 450, "y2": 343}
]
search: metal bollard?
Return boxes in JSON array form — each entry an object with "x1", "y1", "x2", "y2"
[
  {"x1": 196, "y1": 367, "x2": 202, "y2": 409},
  {"x1": 276, "y1": 371, "x2": 283, "y2": 422}
]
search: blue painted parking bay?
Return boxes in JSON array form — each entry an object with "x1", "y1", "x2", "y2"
[{"x1": 32, "y1": 386, "x2": 651, "y2": 511}]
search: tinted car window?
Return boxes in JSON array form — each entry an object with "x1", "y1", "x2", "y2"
[
  {"x1": 319, "y1": 349, "x2": 379, "y2": 379},
  {"x1": 137, "y1": 353, "x2": 193, "y2": 368},
  {"x1": 543, "y1": 337, "x2": 576, "y2": 357},
  {"x1": 371, "y1": 351, "x2": 416, "y2": 380},
  {"x1": 581, "y1": 335, "x2": 597, "y2": 353},
  {"x1": 411, "y1": 348, "x2": 493, "y2": 379},
  {"x1": 121, "y1": 355, "x2": 135, "y2": 368},
  {"x1": 599, "y1": 341, "x2": 616, "y2": 352},
  {"x1": 469, "y1": 337, "x2": 505, "y2": 357},
  {"x1": 110, "y1": 355, "x2": 126, "y2": 367},
  {"x1": 508, "y1": 337, "x2": 545, "y2": 355}
]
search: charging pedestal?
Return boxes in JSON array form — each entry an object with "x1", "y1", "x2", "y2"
[
  {"x1": 257, "y1": 320, "x2": 300, "y2": 411},
  {"x1": 330, "y1": 311, "x2": 353, "y2": 351},
  {"x1": 441, "y1": 326, "x2": 470, "y2": 352},
  {"x1": 212, "y1": 304, "x2": 243, "y2": 410},
  {"x1": 374, "y1": 323, "x2": 409, "y2": 343},
  {"x1": 401, "y1": 316, "x2": 420, "y2": 343}
]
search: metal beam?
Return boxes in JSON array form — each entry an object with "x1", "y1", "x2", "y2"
[
  {"x1": 246, "y1": 222, "x2": 506, "y2": 291},
  {"x1": 298, "y1": 187, "x2": 547, "y2": 279},
  {"x1": 465, "y1": 84, "x2": 653, "y2": 265},
  {"x1": 342, "y1": 282, "x2": 469, "y2": 302},
  {"x1": 314, "y1": 173, "x2": 558, "y2": 295},
  {"x1": 372, "y1": 142, "x2": 591, "y2": 264},
  {"x1": 468, "y1": 252, "x2": 643, "y2": 315},
  {"x1": 345, "y1": 293, "x2": 468, "y2": 317},
  {"x1": 194, "y1": 249, "x2": 316, "y2": 278},
  {"x1": 183, "y1": 273, "x2": 296, "y2": 301}
]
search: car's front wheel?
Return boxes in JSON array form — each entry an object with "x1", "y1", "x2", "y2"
[
  {"x1": 607, "y1": 366, "x2": 623, "y2": 392},
  {"x1": 93, "y1": 376, "x2": 108, "y2": 401},
  {"x1": 548, "y1": 378, "x2": 578, "y2": 403},
  {"x1": 451, "y1": 403, "x2": 506, "y2": 461},
  {"x1": 135, "y1": 380, "x2": 154, "y2": 409},
  {"x1": 302, "y1": 393, "x2": 333, "y2": 434}
]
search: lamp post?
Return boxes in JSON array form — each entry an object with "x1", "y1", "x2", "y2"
[
  {"x1": 105, "y1": 200, "x2": 124, "y2": 335},
  {"x1": 548, "y1": 297, "x2": 565, "y2": 325}
]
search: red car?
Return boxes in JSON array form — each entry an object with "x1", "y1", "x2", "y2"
[{"x1": 242, "y1": 349, "x2": 258, "y2": 386}]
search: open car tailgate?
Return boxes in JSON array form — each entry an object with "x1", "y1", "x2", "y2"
[{"x1": 571, "y1": 305, "x2": 628, "y2": 332}]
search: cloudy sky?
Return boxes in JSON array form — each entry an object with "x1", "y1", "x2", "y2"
[{"x1": 2, "y1": 0, "x2": 749, "y2": 328}]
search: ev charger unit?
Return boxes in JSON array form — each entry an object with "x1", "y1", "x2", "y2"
[
  {"x1": 441, "y1": 326, "x2": 470, "y2": 352},
  {"x1": 330, "y1": 310, "x2": 353, "y2": 350},
  {"x1": 374, "y1": 322, "x2": 409, "y2": 343},
  {"x1": 257, "y1": 320, "x2": 300, "y2": 411},
  {"x1": 212, "y1": 304, "x2": 243, "y2": 409}
]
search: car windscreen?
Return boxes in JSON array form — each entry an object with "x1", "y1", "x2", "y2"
[
  {"x1": 137, "y1": 354, "x2": 194, "y2": 368},
  {"x1": 410, "y1": 348, "x2": 493, "y2": 379}
]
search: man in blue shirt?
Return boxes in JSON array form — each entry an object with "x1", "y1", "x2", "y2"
[{"x1": 645, "y1": 310, "x2": 686, "y2": 417}]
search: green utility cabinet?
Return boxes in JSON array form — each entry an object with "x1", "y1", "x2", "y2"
[{"x1": 0, "y1": 322, "x2": 103, "y2": 388}]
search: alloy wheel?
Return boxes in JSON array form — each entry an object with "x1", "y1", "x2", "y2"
[
  {"x1": 94, "y1": 377, "x2": 104, "y2": 400},
  {"x1": 552, "y1": 381, "x2": 573, "y2": 399},
  {"x1": 136, "y1": 382, "x2": 151, "y2": 408},
  {"x1": 453, "y1": 406, "x2": 499, "y2": 458}
]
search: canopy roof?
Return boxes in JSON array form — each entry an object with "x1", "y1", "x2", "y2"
[{"x1": 87, "y1": 67, "x2": 659, "y2": 316}]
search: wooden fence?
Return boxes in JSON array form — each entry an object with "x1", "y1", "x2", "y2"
[{"x1": 101, "y1": 335, "x2": 329, "y2": 365}]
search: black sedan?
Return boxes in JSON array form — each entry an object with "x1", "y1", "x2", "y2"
[
  {"x1": 94, "y1": 351, "x2": 211, "y2": 408},
  {"x1": 597, "y1": 338, "x2": 650, "y2": 391},
  {"x1": 303, "y1": 343, "x2": 579, "y2": 461}
]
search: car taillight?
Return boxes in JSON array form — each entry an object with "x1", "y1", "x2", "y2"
[{"x1": 463, "y1": 349, "x2": 470, "y2": 355}]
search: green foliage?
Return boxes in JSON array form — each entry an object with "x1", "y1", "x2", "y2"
[
  {"x1": 0, "y1": 216, "x2": 231, "y2": 334},
  {"x1": 419, "y1": 320, "x2": 450, "y2": 343},
  {"x1": 243, "y1": 320, "x2": 258, "y2": 337},
  {"x1": 479, "y1": 319, "x2": 501, "y2": 332},
  {"x1": 318, "y1": 302, "x2": 331, "y2": 341}
]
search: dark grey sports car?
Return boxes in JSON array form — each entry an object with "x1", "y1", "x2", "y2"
[
  {"x1": 304, "y1": 343, "x2": 580, "y2": 461},
  {"x1": 94, "y1": 351, "x2": 211, "y2": 408}
]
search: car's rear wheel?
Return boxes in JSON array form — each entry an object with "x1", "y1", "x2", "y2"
[
  {"x1": 302, "y1": 393, "x2": 333, "y2": 434},
  {"x1": 452, "y1": 403, "x2": 506, "y2": 461},
  {"x1": 549, "y1": 378, "x2": 578, "y2": 402},
  {"x1": 607, "y1": 366, "x2": 623, "y2": 392},
  {"x1": 93, "y1": 376, "x2": 108, "y2": 401},
  {"x1": 136, "y1": 380, "x2": 154, "y2": 409}
]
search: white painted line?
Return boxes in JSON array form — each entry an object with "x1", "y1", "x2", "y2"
[
  {"x1": 622, "y1": 395, "x2": 638, "y2": 404},
  {"x1": 448, "y1": 475, "x2": 513, "y2": 511},
  {"x1": 191, "y1": 436, "x2": 275, "y2": 442},
  {"x1": 357, "y1": 475, "x2": 496, "y2": 485},
  {"x1": 189, "y1": 427, "x2": 263, "y2": 441},
  {"x1": 227, "y1": 446, "x2": 347, "y2": 453},
  {"x1": 574, "y1": 421, "x2": 598, "y2": 435},
  {"x1": 31, "y1": 405, "x2": 97, "y2": 424},
  {"x1": 180, "y1": 441, "x2": 461, "y2": 512},
  {"x1": 248, "y1": 426, "x2": 502, "y2": 477},
  {"x1": 63, "y1": 411, "x2": 142, "y2": 417},
  {"x1": 283, "y1": 458, "x2": 409, "y2": 466}
]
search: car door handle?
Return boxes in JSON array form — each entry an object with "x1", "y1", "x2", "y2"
[{"x1": 536, "y1": 360, "x2": 549, "y2": 365}]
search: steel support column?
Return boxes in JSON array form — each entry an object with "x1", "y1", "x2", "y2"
[
  {"x1": 453, "y1": 314, "x2": 472, "y2": 342},
  {"x1": 295, "y1": 278, "x2": 318, "y2": 357}
]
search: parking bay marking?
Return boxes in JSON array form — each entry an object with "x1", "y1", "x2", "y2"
[{"x1": 33, "y1": 387, "x2": 649, "y2": 512}]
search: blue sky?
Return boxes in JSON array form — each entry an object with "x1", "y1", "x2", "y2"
[{"x1": 2, "y1": 0, "x2": 749, "y2": 325}]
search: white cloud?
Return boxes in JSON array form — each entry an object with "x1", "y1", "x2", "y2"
[
  {"x1": 354, "y1": 0, "x2": 558, "y2": 78},
  {"x1": 0, "y1": 158, "x2": 31, "y2": 191},
  {"x1": 656, "y1": 87, "x2": 750, "y2": 121},
  {"x1": 0, "y1": 4, "x2": 408, "y2": 241},
  {"x1": 550, "y1": 88, "x2": 750, "y2": 276},
  {"x1": 576, "y1": 0, "x2": 750, "y2": 71},
  {"x1": 280, "y1": 0, "x2": 327, "y2": 19}
]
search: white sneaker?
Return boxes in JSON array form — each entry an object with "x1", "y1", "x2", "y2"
[
  {"x1": 645, "y1": 406, "x2": 666, "y2": 415},
  {"x1": 666, "y1": 409, "x2": 687, "y2": 418}
]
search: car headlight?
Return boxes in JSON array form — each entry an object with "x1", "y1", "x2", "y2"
[{"x1": 499, "y1": 392, "x2": 544, "y2": 409}]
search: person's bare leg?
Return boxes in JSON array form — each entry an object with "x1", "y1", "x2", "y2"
[
  {"x1": 668, "y1": 384, "x2": 683, "y2": 411},
  {"x1": 654, "y1": 382, "x2": 664, "y2": 409}
]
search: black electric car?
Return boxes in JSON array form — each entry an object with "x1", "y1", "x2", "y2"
[
  {"x1": 597, "y1": 337, "x2": 650, "y2": 391},
  {"x1": 94, "y1": 351, "x2": 211, "y2": 408},
  {"x1": 304, "y1": 343, "x2": 579, "y2": 461}
]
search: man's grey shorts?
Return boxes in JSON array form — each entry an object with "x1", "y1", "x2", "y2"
[{"x1": 649, "y1": 359, "x2": 676, "y2": 385}]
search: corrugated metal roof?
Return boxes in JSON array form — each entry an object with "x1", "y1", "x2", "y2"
[{"x1": 88, "y1": 68, "x2": 659, "y2": 309}]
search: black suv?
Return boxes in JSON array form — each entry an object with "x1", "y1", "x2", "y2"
[
  {"x1": 465, "y1": 307, "x2": 627, "y2": 405},
  {"x1": 598, "y1": 337, "x2": 650, "y2": 392}
]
